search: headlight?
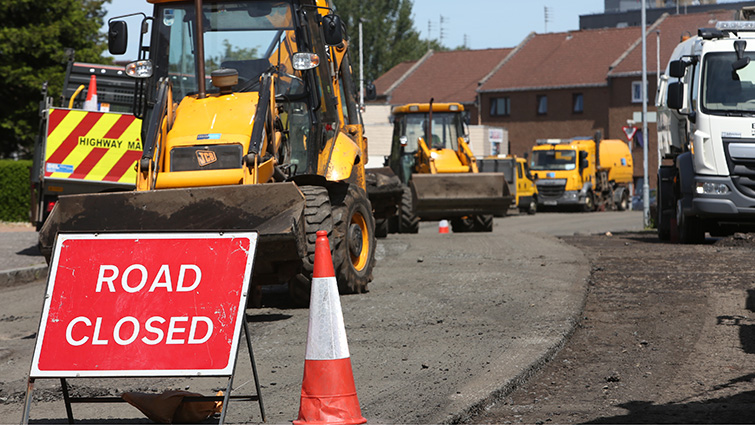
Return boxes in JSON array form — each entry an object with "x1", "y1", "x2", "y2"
[
  {"x1": 696, "y1": 182, "x2": 730, "y2": 195},
  {"x1": 125, "y1": 60, "x2": 153, "y2": 78}
]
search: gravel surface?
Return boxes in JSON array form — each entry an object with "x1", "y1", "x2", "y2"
[{"x1": 469, "y1": 231, "x2": 755, "y2": 424}]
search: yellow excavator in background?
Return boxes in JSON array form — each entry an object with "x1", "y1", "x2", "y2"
[
  {"x1": 373, "y1": 101, "x2": 512, "y2": 234},
  {"x1": 39, "y1": 0, "x2": 375, "y2": 306}
]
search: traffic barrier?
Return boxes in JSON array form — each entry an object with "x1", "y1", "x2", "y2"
[
  {"x1": 83, "y1": 75, "x2": 98, "y2": 111},
  {"x1": 294, "y1": 230, "x2": 366, "y2": 425},
  {"x1": 438, "y1": 219, "x2": 450, "y2": 234}
]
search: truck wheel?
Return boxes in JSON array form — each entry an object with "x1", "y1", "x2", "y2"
[
  {"x1": 473, "y1": 214, "x2": 494, "y2": 232},
  {"x1": 617, "y1": 191, "x2": 629, "y2": 211},
  {"x1": 451, "y1": 217, "x2": 474, "y2": 232},
  {"x1": 398, "y1": 186, "x2": 419, "y2": 233},
  {"x1": 583, "y1": 191, "x2": 595, "y2": 212},
  {"x1": 332, "y1": 185, "x2": 376, "y2": 294},
  {"x1": 527, "y1": 197, "x2": 537, "y2": 215},
  {"x1": 289, "y1": 185, "x2": 333, "y2": 307},
  {"x1": 677, "y1": 199, "x2": 705, "y2": 244}
]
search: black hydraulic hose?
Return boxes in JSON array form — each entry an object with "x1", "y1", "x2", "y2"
[
  {"x1": 140, "y1": 78, "x2": 169, "y2": 170},
  {"x1": 248, "y1": 75, "x2": 273, "y2": 158}
]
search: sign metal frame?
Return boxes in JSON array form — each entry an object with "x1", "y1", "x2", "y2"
[{"x1": 22, "y1": 232, "x2": 265, "y2": 424}]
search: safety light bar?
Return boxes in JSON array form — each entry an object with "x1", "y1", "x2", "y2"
[
  {"x1": 125, "y1": 60, "x2": 153, "y2": 78},
  {"x1": 292, "y1": 53, "x2": 320, "y2": 71},
  {"x1": 716, "y1": 21, "x2": 755, "y2": 31}
]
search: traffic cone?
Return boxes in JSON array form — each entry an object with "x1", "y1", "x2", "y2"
[
  {"x1": 294, "y1": 230, "x2": 366, "y2": 425},
  {"x1": 438, "y1": 219, "x2": 450, "y2": 234},
  {"x1": 83, "y1": 75, "x2": 98, "y2": 111}
]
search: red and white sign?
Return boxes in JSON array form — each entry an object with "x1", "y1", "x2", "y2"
[
  {"x1": 622, "y1": 126, "x2": 638, "y2": 142},
  {"x1": 30, "y1": 232, "x2": 257, "y2": 378}
]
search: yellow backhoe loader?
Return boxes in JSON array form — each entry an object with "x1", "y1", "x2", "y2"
[
  {"x1": 372, "y1": 101, "x2": 512, "y2": 234},
  {"x1": 38, "y1": 0, "x2": 375, "y2": 306}
]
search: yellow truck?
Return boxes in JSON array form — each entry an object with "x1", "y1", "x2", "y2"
[
  {"x1": 373, "y1": 101, "x2": 512, "y2": 233},
  {"x1": 530, "y1": 135, "x2": 633, "y2": 211},
  {"x1": 478, "y1": 154, "x2": 537, "y2": 214},
  {"x1": 40, "y1": 0, "x2": 376, "y2": 307}
]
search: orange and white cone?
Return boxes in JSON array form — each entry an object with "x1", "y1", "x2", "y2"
[
  {"x1": 438, "y1": 219, "x2": 450, "y2": 234},
  {"x1": 294, "y1": 230, "x2": 366, "y2": 425},
  {"x1": 83, "y1": 75, "x2": 98, "y2": 111}
]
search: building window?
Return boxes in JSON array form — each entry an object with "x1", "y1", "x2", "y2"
[
  {"x1": 537, "y1": 95, "x2": 548, "y2": 115},
  {"x1": 490, "y1": 97, "x2": 510, "y2": 116},
  {"x1": 632, "y1": 81, "x2": 643, "y2": 103},
  {"x1": 573, "y1": 93, "x2": 584, "y2": 113}
]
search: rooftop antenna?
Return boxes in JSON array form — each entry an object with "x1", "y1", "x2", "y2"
[
  {"x1": 439, "y1": 15, "x2": 446, "y2": 46},
  {"x1": 544, "y1": 6, "x2": 551, "y2": 33}
]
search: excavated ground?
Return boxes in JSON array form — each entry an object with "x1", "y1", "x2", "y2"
[{"x1": 470, "y1": 230, "x2": 755, "y2": 424}]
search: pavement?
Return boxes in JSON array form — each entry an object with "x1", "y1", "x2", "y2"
[
  {"x1": 0, "y1": 224, "x2": 47, "y2": 289},
  {"x1": 0, "y1": 212, "x2": 645, "y2": 423}
]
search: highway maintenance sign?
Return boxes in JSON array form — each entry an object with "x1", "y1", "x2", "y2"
[
  {"x1": 29, "y1": 232, "x2": 257, "y2": 378},
  {"x1": 44, "y1": 108, "x2": 142, "y2": 185}
]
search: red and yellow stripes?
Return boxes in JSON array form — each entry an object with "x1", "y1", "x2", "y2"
[{"x1": 44, "y1": 108, "x2": 142, "y2": 185}]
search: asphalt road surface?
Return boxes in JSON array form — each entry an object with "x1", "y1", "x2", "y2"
[{"x1": 0, "y1": 211, "x2": 643, "y2": 424}]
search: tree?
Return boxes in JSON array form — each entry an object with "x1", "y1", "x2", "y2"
[
  {"x1": 0, "y1": 0, "x2": 111, "y2": 159},
  {"x1": 333, "y1": 0, "x2": 441, "y2": 83}
]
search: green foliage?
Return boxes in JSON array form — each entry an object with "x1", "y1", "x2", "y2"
[
  {"x1": 0, "y1": 0, "x2": 111, "y2": 159},
  {"x1": 333, "y1": 0, "x2": 444, "y2": 82},
  {"x1": 0, "y1": 160, "x2": 32, "y2": 222}
]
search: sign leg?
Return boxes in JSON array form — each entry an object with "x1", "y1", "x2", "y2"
[
  {"x1": 21, "y1": 378, "x2": 35, "y2": 425},
  {"x1": 60, "y1": 378, "x2": 75, "y2": 424},
  {"x1": 244, "y1": 317, "x2": 266, "y2": 422}
]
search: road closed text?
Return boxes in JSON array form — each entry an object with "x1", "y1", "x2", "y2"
[{"x1": 65, "y1": 263, "x2": 212, "y2": 347}]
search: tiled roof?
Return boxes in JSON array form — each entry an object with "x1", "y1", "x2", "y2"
[
  {"x1": 374, "y1": 60, "x2": 416, "y2": 96},
  {"x1": 608, "y1": 9, "x2": 736, "y2": 76},
  {"x1": 479, "y1": 26, "x2": 640, "y2": 92},
  {"x1": 385, "y1": 48, "x2": 512, "y2": 104}
]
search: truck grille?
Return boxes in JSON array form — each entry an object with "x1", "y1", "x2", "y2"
[
  {"x1": 170, "y1": 144, "x2": 243, "y2": 172},
  {"x1": 724, "y1": 139, "x2": 755, "y2": 197},
  {"x1": 536, "y1": 179, "x2": 567, "y2": 198}
]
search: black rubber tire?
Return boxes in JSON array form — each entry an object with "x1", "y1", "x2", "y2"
[
  {"x1": 397, "y1": 186, "x2": 419, "y2": 234},
  {"x1": 583, "y1": 191, "x2": 595, "y2": 212},
  {"x1": 677, "y1": 199, "x2": 705, "y2": 244},
  {"x1": 288, "y1": 185, "x2": 333, "y2": 307},
  {"x1": 331, "y1": 185, "x2": 376, "y2": 294},
  {"x1": 473, "y1": 214, "x2": 493, "y2": 232},
  {"x1": 451, "y1": 217, "x2": 474, "y2": 233},
  {"x1": 617, "y1": 191, "x2": 629, "y2": 211}
]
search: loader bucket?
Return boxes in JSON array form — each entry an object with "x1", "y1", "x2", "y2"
[
  {"x1": 38, "y1": 183, "x2": 306, "y2": 285},
  {"x1": 409, "y1": 172, "x2": 513, "y2": 220}
]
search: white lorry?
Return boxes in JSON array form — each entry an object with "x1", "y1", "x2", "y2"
[{"x1": 657, "y1": 21, "x2": 755, "y2": 243}]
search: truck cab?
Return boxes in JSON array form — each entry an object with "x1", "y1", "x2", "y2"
[{"x1": 657, "y1": 21, "x2": 755, "y2": 242}]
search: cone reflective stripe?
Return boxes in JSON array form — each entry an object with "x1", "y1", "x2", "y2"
[
  {"x1": 294, "y1": 230, "x2": 366, "y2": 425},
  {"x1": 83, "y1": 75, "x2": 98, "y2": 111},
  {"x1": 439, "y1": 219, "x2": 450, "y2": 233}
]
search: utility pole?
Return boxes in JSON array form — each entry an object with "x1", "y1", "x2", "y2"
[
  {"x1": 642, "y1": 0, "x2": 650, "y2": 228},
  {"x1": 359, "y1": 18, "x2": 367, "y2": 110},
  {"x1": 439, "y1": 15, "x2": 446, "y2": 46}
]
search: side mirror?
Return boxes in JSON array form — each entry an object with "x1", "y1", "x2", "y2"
[
  {"x1": 579, "y1": 151, "x2": 588, "y2": 170},
  {"x1": 322, "y1": 14, "x2": 344, "y2": 46},
  {"x1": 669, "y1": 60, "x2": 686, "y2": 78},
  {"x1": 108, "y1": 21, "x2": 128, "y2": 55},
  {"x1": 667, "y1": 81, "x2": 684, "y2": 110}
]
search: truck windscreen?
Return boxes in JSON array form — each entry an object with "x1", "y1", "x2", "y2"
[
  {"x1": 530, "y1": 149, "x2": 577, "y2": 171},
  {"x1": 702, "y1": 52, "x2": 755, "y2": 114}
]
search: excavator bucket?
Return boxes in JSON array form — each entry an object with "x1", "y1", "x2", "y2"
[
  {"x1": 409, "y1": 172, "x2": 513, "y2": 220},
  {"x1": 38, "y1": 183, "x2": 307, "y2": 283}
]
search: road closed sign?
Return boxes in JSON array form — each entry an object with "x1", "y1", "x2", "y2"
[{"x1": 30, "y1": 232, "x2": 257, "y2": 378}]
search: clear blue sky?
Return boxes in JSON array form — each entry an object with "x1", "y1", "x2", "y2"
[{"x1": 102, "y1": 0, "x2": 743, "y2": 59}]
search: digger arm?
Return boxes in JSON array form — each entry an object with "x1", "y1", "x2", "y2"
[
  {"x1": 458, "y1": 137, "x2": 479, "y2": 173},
  {"x1": 137, "y1": 78, "x2": 172, "y2": 191},
  {"x1": 414, "y1": 137, "x2": 437, "y2": 174}
]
